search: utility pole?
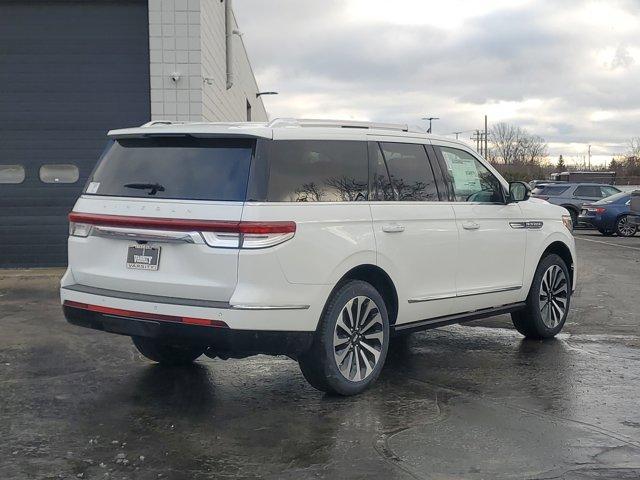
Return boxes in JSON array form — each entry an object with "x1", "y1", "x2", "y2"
[
  {"x1": 588, "y1": 145, "x2": 591, "y2": 170},
  {"x1": 471, "y1": 130, "x2": 482, "y2": 153},
  {"x1": 484, "y1": 115, "x2": 488, "y2": 159},
  {"x1": 422, "y1": 116, "x2": 439, "y2": 134}
]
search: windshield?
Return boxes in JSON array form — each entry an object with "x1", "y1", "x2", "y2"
[
  {"x1": 85, "y1": 137, "x2": 255, "y2": 201},
  {"x1": 595, "y1": 192, "x2": 630, "y2": 204}
]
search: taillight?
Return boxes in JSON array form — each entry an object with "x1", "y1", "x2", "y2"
[
  {"x1": 68, "y1": 213, "x2": 296, "y2": 249},
  {"x1": 585, "y1": 207, "x2": 606, "y2": 214}
]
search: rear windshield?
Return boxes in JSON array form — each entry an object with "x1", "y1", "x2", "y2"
[
  {"x1": 532, "y1": 185, "x2": 570, "y2": 196},
  {"x1": 595, "y1": 192, "x2": 630, "y2": 204},
  {"x1": 85, "y1": 137, "x2": 254, "y2": 201}
]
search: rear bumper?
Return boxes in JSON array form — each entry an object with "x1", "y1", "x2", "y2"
[
  {"x1": 63, "y1": 304, "x2": 313, "y2": 356},
  {"x1": 577, "y1": 213, "x2": 613, "y2": 230}
]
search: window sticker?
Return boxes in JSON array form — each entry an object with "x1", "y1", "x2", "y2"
[
  {"x1": 442, "y1": 151, "x2": 481, "y2": 193},
  {"x1": 86, "y1": 182, "x2": 100, "y2": 194}
]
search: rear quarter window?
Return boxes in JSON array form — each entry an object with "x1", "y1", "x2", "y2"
[
  {"x1": 265, "y1": 140, "x2": 368, "y2": 202},
  {"x1": 85, "y1": 137, "x2": 255, "y2": 201}
]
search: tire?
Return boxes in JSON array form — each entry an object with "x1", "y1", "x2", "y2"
[
  {"x1": 512, "y1": 254, "x2": 571, "y2": 340},
  {"x1": 567, "y1": 208, "x2": 578, "y2": 228},
  {"x1": 615, "y1": 215, "x2": 637, "y2": 237},
  {"x1": 598, "y1": 228, "x2": 614, "y2": 237},
  {"x1": 298, "y1": 280, "x2": 390, "y2": 396},
  {"x1": 132, "y1": 336, "x2": 204, "y2": 366}
]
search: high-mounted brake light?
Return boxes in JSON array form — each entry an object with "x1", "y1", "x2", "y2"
[{"x1": 68, "y1": 213, "x2": 296, "y2": 248}]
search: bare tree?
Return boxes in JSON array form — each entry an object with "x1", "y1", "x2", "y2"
[
  {"x1": 489, "y1": 122, "x2": 547, "y2": 165},
  {"x1": 627, "y1": 137, "x2": 640, "y2": 158}
]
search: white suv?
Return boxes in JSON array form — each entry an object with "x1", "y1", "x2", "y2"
[{"x1": 61, "y1": 118, "x2": 576, "y2": 395}]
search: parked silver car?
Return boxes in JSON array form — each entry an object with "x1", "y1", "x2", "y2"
[{"x1": 531, "y1": 183, "x2": 622, "y2": 225}]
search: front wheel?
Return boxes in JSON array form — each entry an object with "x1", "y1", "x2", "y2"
[
  {"x1": 132, "y1": 337, "x2": 204, "y2": 366},
  {"x1": 512, "y1": 254, "x2": 571, "y2": 340},
  {"x1": 298, "y1": 280, "x2": 389, "y2": 396},
  {"x1": 615, "y1": 215, "x2": 637, "y2": 237}
]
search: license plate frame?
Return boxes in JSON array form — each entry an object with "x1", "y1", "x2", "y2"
[{"x1": 126, "y1": 245, "x2": 161, "y2": 271}]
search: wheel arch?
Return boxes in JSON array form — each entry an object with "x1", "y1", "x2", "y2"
[
  {"x1": 541, "y1": 241, "x2": 574, "y2": 289},
  {"x1": 327, "y1": 264, "x2": 399, "y2": 327}
]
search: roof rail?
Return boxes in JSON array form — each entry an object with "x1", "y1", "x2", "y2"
[
  {"x1": 267, "y1": 118, "x2": 414, "y2": 132},
  {"x1": 141, "y1": 120, "x2": 180, "y2": 128}
]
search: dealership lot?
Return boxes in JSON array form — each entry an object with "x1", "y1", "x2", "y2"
[{"x1": 1, "y1": 230, "x2": 639, "y2": 480}]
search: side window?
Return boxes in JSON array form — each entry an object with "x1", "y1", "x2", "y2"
[
  {"x1": 0, "y1": 165, "x2": 25, "y2": 184},
  {"x1": 438, "y1": 147, "x2": 504, "y2": 203},
  {"x1": 266, "y1": 140, "x2": 368, "y2": 202},
  {"x1": 39, "y1": 164, "x2": 79, "y2": 184},
  {"x1": 371, "y1": 143, "x2": 395, "y2": 201},
  {"x1": 573, "y1": 185, "x2": 600, "y2": 197},
  {"x1": 378, "y1": 143, "x2": 439, "y2": 201}
]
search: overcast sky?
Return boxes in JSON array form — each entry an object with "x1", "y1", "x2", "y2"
[{"x1": 234, "y1": 0, "x2": 640, "y2": 166}]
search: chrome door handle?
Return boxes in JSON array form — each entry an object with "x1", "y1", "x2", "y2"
[
  {"x1": 462, "y1": 221, "x2": 480, "y2": 231},
  {"x1": 382, "y1": 224, "x2": 405, "y2": 233}
]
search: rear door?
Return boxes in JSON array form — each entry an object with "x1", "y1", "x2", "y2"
[
  {"x1": 369, "y1": 140, "x2": 458, "y2": 324},
  {"x1": 572, "y1": 185, "x2": 603, "y2": 205},
  {"x1": 67, "y1": 136, "x2": 254, "y2": 302},
  {"x1": 433, "y1": 144, "x2": 526, "y2": 312}
]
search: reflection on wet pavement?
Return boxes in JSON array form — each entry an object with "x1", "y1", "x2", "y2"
[{"x1": 2, "y1": 231, "x2": 640, "y2": 479}]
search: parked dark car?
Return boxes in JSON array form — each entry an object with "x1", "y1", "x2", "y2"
[
  {"x1": 578, "y1": 192, "x2": 638, "y2": 237},
  {"x1": 531, "y1": 183, "x2": 621, "y2": 225}
]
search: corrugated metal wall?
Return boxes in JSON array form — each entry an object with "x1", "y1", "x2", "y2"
[{"x1": 0, "y1": 1, "x2": 151, "y2": 267}]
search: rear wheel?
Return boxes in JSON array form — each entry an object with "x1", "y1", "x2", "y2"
[
  {"x1": 298, "y1": 280, "x2": 389, "y2": 396},
  {"x1": 567, "y1": 208, "x2": 578, "y2": 228},
  {"x1": 132, "y1": 337, "x2": 204, "y2": 366},
  {"x1": 512, "y1": 254, "x2": 571, "y2": 340},
  {"x1": 615, "y1": 215, "x2": 637, "y2": 237}
]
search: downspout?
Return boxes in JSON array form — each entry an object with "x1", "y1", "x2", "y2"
[{"x1": 225, "y1": 0, "x2": 234, "y2": 90}]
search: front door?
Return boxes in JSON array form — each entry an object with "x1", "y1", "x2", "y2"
[{"x1": 434, "y1": 145, "x2": 526, "y2": 313}]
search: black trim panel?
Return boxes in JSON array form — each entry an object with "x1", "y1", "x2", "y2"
[
  {"x1": 63, "y1": 305, "x2": 314, "y2": 356},
  {"x1": 392, "y1": 302, "x2": 526, "y2": 335},
  {"x1": 62, "y1": 284, "x2": 231, "y2": 309}
]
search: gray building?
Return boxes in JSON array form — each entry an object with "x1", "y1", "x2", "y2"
[{"x1": 0, "y1": 0, "x2": 267, "y2": 268}]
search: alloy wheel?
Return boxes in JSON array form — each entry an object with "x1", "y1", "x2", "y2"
[
  {"x1": 333, "y1": 296, "x2": 384, "y2": 382},
  {"x1": 617, "y1": 216, "x2": 636, "y2": 237},
  {"x1": 538, "y1": 265, "x2": 568, "y2": 329}
]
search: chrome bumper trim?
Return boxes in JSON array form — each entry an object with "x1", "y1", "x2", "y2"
[{"x1": 62, "y1": 284, "x2": 310, "y2": 311}]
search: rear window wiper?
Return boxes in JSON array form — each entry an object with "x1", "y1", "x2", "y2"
[{"x1": 124, "y1": 182, "x2": 166, "y2": 195}]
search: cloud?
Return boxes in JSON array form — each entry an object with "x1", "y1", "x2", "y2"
[{"x1": 234, "y1": 0, "x2": 640, "y2": 164}]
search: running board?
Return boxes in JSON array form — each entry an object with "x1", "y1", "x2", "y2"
[{"x1": 392, "y1": 302, "x2": 526, "y2": 335}]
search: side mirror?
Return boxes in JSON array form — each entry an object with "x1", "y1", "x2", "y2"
[{"x1": 508, "y1": 181, "x2": 531, "y2": 203}]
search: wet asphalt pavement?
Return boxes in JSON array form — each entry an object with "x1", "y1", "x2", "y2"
[{"x1": 1, "y1": 230, "x2": 640, "y2": 480}]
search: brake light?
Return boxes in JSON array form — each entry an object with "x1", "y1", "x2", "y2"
[
  {"x1": 594, "y1": 207, "x2": 606, "y2": 214},
  {"x1": 68, "y1": 212, "x2": 296, "y2": 249}
]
